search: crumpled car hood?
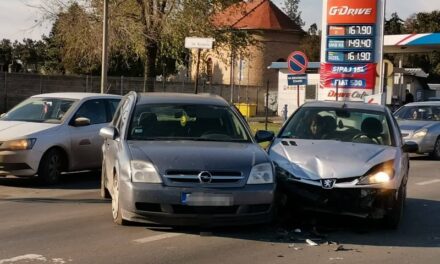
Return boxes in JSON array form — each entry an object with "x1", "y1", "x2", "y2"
[
  {"x1": 0, "y1": 121, "x2": 59, "y2": 141},
  {"x1": 269, "y1": 139, "x2": 397, "y2": 180}
]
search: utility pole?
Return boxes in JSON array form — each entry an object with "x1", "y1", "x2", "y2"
[{"x1": 100, "y1": 0, "x2": 109, "y2": 94}]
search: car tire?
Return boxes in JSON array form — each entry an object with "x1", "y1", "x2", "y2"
[
  {"x1": 38, "y1": 148, "x2": 65, "y2": 184},
  {"x1": 430, "y1": 138, "x2": 440, "y2": 160},
  {"x1": 100, "y1": 163, "x2": 111, "y2": 199},
  {"x1": 383, "y1": 183, "x2": 405, "y2": 229},
  {"x1": 111, "y1": 172, "x2": 128, "y2": 225}
]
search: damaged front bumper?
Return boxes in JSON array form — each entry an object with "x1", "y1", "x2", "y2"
[{"x1": 278, "y1": 178, "x2": 397, "y2": 219}]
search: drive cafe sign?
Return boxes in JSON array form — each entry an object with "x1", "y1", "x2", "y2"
[{"x1": 319, "y1": 0, "x2": 384, "y2": 101}]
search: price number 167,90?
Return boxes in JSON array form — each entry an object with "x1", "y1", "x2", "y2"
[{"x1": 347, "y1": 25, "x2": 373, "y2": 36}]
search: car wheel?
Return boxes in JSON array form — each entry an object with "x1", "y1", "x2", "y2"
[
  {"x1": 38, "y1": 148, "x2": 65, "y2": 184},
  {"x1": 430, "y1": 138, "x2": 440, "y2": 160},
  {"x1": 100, "y1": 162, "x2": 111, "y2": 199},
  {"x1": 111, "y1": 173, "x2": 127, "y2": 225},
  {"x1": 383, "y1": 183, "x2": 405, "y2": 229}
]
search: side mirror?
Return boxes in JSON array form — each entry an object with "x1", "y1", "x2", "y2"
[
  {"x1": 73, "y1": 117, "x2": 91, "y2": 127},
  {"x1": 255, "y1": 130, "x2": 275, "y2": 143},
  {"x1": 402, "y1": 141, "x2": 418, "y2": 153},
  {"x1": 100, "y1": 126, "x2": 118, "y2": 140}
]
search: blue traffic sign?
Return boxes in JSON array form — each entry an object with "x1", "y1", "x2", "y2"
[
  {"x1": 287, "y1": 51, "x2": 309, "y2": 74},
  {"x1": 288, "y1": 74, "x2": 308, "y2": 86}
]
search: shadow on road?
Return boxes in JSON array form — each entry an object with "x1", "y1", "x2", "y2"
[
  {"x1": 141, "y1": 197, "x2": 440, "y2": 249},
  {"x1": 0, "y1": 171, "x2": 100, "y2": 190}
]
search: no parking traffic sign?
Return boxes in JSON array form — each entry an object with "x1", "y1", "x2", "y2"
[{"x1": 287, "y1": 51, "x2": 309, "y2": 75}]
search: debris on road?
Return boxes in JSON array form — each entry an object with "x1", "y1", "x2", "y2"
[
  {"x1": 288, "y1": 243, "x2": 295, "y2": 248},
  {"x1": 306, "y1": 239, "x2": 319, "y2": 246},
  {"x1": 329, "y1": 257, "x2": 344, "y2": 261},
  {"x1": 334, "y1": 245, "x2": 345, "y2": 251}
]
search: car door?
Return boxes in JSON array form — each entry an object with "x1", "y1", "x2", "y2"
[
  {"x1": 69, "y1": 99, "x2": 109, "y2": 170},
  {"x1": 103, "y1": 95, "x2": 134, "y2": 192}
]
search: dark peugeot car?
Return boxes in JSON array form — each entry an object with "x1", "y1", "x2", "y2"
[{"x1": 99, "y1": 92, "x2": 275, "y2": 226}]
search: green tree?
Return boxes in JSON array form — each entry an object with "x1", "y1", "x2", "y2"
[
  {"x1": 299, "y1": 23, "x2": 320, "y2": 61},
  {"x1": 283, "y1": 0, "x2": 304, "y2": 28},
  {"x1": 0, "y1": 39, "x2": 13, "y2": 72},
  {"x1": 405, "y1": 11, "x2": 440, "y2": 33},
  {"x1": 385, "y1": 12, "x2": 404, "y2": 34}
]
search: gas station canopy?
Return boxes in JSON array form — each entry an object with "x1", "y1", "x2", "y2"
[{"x1": 384, "y1": 33, "x2": 440, "y2": 54}]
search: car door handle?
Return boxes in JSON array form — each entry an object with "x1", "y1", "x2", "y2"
[{"x1": 79, "y1": 139, "x2": 92, "y2": 146}]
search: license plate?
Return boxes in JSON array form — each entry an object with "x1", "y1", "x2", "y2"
[{"x1": 181, "y1": 192, "x2": 233, "y2": 206}]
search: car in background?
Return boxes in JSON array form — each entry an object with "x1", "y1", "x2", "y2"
[
  {"x1": 99, "y1": 92, "x2": 275, "y2": 226},
  {"x1": 0, "y1": 93, "x2": 122, "y2": 183},
  {"x1": 394, "y1": 102, "x2": 440, "y2": 159},
  {"x1": 268, "y1": 101, "x2": 418, "y2": 229}
]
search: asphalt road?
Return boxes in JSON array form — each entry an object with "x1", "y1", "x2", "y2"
[{"x1": 0, "y1": 156, "x2": 439, "y2": 264}]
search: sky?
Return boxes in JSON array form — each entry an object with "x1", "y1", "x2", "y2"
[{"x1": 0, "y1": 0, "x2": 439, "y2": 41}]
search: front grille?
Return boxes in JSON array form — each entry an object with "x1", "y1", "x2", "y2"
[
  {"x1": 172, "y1": 205, "x2": 239, "y2": 215},
  {"x1": 164, "y1": 170, "x2": 244, "y2": 184}
]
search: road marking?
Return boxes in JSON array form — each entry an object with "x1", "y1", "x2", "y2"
[
  {"x1": 133, "y1": 233, "x2": 183, "y2": 244},
  {"x1": 0, "y1": 254, "x2": 47, "y2": 264},
  {"x1": 416, "y1": 179, "x2": 440, "y2": 186}
]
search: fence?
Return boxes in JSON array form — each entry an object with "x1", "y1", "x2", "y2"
[{"x1": 0, "y1": 72, "x2": 276, "y2": 116}]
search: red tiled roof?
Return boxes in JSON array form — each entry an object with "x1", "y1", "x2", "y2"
[{"x1": 212, "y1": 0, "x2": 302, "y2": 31}]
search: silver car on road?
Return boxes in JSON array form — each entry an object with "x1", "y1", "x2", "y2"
[
  {"x1": 394, "y1": 101, "x2": 440, "y2": 159},
  {"x1": 269, "y1": 101, "x2": 418, "y2": 228},
  {"x1": 100, "y1": 92, "x2": 275, "y2": 226},
  {"x1": 0, "y1": 93, "x2": 121, "y2": 183}
]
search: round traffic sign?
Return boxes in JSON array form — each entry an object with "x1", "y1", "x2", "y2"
[{"x1": 287, "y1": 51, "x2": 309, "y2": 74}]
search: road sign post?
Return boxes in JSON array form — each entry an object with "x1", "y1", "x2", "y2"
[
  {"x1": 185, "y1": 37, "x2": 214, "y2": 94},
  {"x1": 287, "y1": 51, "x2": 309, "y2": 109}
]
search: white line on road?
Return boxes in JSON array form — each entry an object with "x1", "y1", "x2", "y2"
[
  {"x1": 133, "y1": 233, "x2": 183, "y2": 244},
  {"x1": 416, "y1": 179, "x2": 440, "y2": 186}
]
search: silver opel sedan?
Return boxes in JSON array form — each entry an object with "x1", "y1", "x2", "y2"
[
  {"x1": 0, "y1": 93, "x2": 121, "y2": 183},
  {"x1": 99, "y1": 92, "x2": 275, "y2": 226},
  {"x1": 269, "y1": 101, "x2": 418, "y2": 229}
]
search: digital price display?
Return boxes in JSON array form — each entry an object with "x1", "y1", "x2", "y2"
[
  {"x1": 328, "y1": 25, "x2": 374, "y2": 37},
  {"x1": 328, "y1": 38, "x2": 373, "y2": 49},
  {"x1": 327, "y1": 51, "x2": 373, "y2": 63}
]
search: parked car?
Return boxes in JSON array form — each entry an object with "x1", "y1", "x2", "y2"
[
  {"x1": 0, "y1": 93, "x2": 122, "y2": 183},
  {"x1": 393, "y1": 102, "x2": 440, "y2": 159},
  {"x1": 268, "y1": 101, "x2": 418, "y2": 228},
  {"x1": 100, "y1": 92, "x2": 275, "y2": 226}
]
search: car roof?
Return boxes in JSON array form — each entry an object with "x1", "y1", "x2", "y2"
[
  {"x1": 32, "y1": 92, "x2": 122, "y2": 100},
  {"x1": 403, "y1": 101, "x2": 440, "y2": 106},
  {"x1": 136, "y1": 93, "x2": 230, "y2": 106},
  {"x1": 302, "y1": 100, "x2": 387, "y2": 112}
]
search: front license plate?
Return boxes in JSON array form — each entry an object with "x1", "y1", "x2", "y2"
[{"x1": 181, "y1": 192, "x2": 233, "y2": 206}]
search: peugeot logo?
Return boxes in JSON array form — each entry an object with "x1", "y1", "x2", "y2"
[
  {"x1": 198, "y1": 171, "x2": 212, "y2": 183},
  {"x1": 321, "y1": 179, "x2": 336, "y2": 189}
]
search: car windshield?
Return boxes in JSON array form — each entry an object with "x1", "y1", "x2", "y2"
[
  {"x1": 0, "y1": 97, "x2": 77, "y2": 123},
  {"x1": 280, "y1": 107, "x2": 393, "y2": 146},
  {"x1": 394, "y1": 105, "x2": 440, "y2": 121},
  {"x1": 128, "y1": 104, "x2": 251, "y2": 142}
]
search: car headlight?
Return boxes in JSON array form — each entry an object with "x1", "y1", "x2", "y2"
[
  {"x1": 247, "y1": 163, "x2": 274, "y2": 184},
  {"x1": 358, "y1": 160, "x2": 394, "y2": 185},
  {"x1": 131, "y1": 160, "x2": 162, "y2": 183},
  {"x1": 412, "y1": 129, "x2": 427, "y2": 139},
  {"x1": 0, "y1": 138, "x2": 36, "y2": 151}
]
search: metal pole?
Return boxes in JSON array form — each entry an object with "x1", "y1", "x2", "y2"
[
  {"x1": 336, "y1": 82, "x2": 339, "y2": 102},
  {"x1": 297, "y1": 85, "x2": 300, "y2": 108},
  {"x1": 378, "y1": 0, "x2": 386, "y2": 105},
  {"x1": 3, "y1": 72, "x2": 7, "y2": 112},
  {"x1": 230, "y1": 51, "x2": 235, "y2": 103},
  {"x1": 100, "y1": 0, "x2": 109, "y2": 94},
  {"x1": 162, "y1": 64, "x2": 166, "y2": 92},
  {"x1": 194, "y1": 49, "x2": 201, "y2": 94},
  {"x1": 265, "y1": 80, "x2": 269, "y2": 131},
  {"x1": 120, "y1": 76, "x2": 124, "y2": 95}
]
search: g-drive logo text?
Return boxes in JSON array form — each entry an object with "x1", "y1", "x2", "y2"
[{"x1": 329, "y1": 6, "x2": 373, "y2": 16}]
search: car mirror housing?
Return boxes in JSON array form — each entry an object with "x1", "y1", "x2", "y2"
[
  {"x1": 100, "y1": 126, "x2": 118, "y2": 140},
  {"x1": 73, "y1": 117, "x2": 91, "y2": 127},
  {"x1": 402, "y1": 141, "x2": 418, "y2": 153},
  {"x1": 255, "y1": 130, "x2": 275, "y2": 143}
]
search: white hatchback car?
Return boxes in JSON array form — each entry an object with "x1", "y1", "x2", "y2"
[{"x1": 0, "y1": 93, "x2": 121, "y2": 183}]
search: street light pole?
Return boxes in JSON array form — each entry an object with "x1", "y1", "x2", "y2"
[{"x1": 100, "y1": 0, "x2": 109, "y2": 94}]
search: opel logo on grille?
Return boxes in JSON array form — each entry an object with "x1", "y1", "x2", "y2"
[
  {"x1": 321, "y1": 179, "x2": 336, "y2": 189},
  {"x1": 198, "y1": 171, "x2": 212, "y2": 183}
]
